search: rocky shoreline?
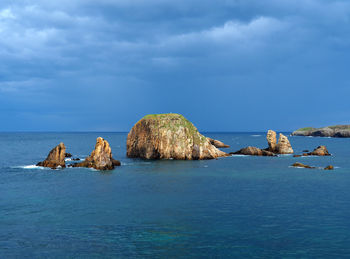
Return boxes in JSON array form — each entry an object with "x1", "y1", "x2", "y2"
[{"x1": 291, "y1": 125, "x2": 350, "y2": 137}]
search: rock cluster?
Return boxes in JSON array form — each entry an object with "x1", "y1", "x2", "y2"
[
  {"x1": 293, "y1": 146, "x2": 331, "y2": 157},
  {"x1": 232, "y1": 130, "x2": 293, "y2": 156},
  {"x1": 291, "y1": 162, "x2": 334, "y2": 170},
  {"x1": 73, "y1": 137, "x2": 121, "y2": 170},
  {"x1": 126, "y1": 113, "x2": 229, "y2": 160},
  {"x1": 37, "y1": 143, "x2": 66, "y2": 169}
]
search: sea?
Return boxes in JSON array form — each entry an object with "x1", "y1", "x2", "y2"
[{"x1": 1, "y1": 132, "x2": 350, "y2": 258}]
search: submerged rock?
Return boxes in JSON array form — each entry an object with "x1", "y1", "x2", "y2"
[
  {"x1": 207, "y1": 138, "x2": 230, "y2": 148},
  {"x1": 291, "y1": 162, "x2": 315, "y2": 169},
  {"x1": 37, "y1": 143, "x2": 66, "y2": 169},
  {"x1": 73, "y1": 137, "x2": 121, "y2": 170},
  {"x1": 231, "y1": 146, "x2": 276, "y2": 156},
  {"x1": 126, "y1": 113, "x2": 228, "y2": 160}
]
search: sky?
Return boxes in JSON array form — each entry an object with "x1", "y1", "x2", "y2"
[{"x1": 0, "y1": 0, "x2": 349, "y2": 132}]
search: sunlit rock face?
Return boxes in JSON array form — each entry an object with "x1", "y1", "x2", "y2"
[
  {"x1": 74, "y1": 137, "x2": 120, "y2": 170},
  {"x1": 126, "y1": 113, "x2": 228, "y2": 160},
  {"x1": 37, "y1": 142, "x2": 66, "y2": 169}
]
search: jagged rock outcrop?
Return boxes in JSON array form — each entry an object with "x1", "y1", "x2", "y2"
[
  {"x1": 231, "y1": 146, "x2": 276, "y2": 156},
  {"x1": 37, "y1": 143, "x2": 66, "y2": 169},
  {"x1": 292, "y1": 125, "x2": 350, "y2": 138},
  {"x1": 73, "y1": 137, "x2": 121, "y2": 170},
  {"x1": 266, "y1": 130, "x2": 277, "y2": 152},
  {"x1": 232, "y1": 130, "x2": 293, "y2": 156},
  {"x1": 126, "y1": 113, "x2": 229, "y2": 160},
  {"x1": 276, "y1": 133, "x2": 294, "y2": 154},
  {"x1": 207, "y1": 138, "x2": 230, "y2": 148}
]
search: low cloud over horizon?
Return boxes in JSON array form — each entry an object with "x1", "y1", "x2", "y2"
[{"x1": 1, "y1": 0, "x2": 350, "y2": 131}]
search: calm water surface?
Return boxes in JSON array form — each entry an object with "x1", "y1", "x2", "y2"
[{"x1": 1, "y1": 132, "x2": 350, "y2": 258}]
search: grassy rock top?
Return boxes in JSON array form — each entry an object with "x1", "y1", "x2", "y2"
[{"x1": 140, "y1": 113, "x2": 207, "y2": 145}]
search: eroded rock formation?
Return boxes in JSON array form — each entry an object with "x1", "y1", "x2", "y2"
[
  {"x1": 37, "y1": 143, "x2": 66, "y2": 169},
  {"x1": 207, "y1": 138, "x2": 230, "y2": 148},
  {"x1": 308, "y1": 146, "x2": 330, "y2": 156},
  {"x1": 126, "y1": 113, "x2": 229, "y2": 160},
  {"x1": 291, "y1": 162, "x2": 315, "y2": 169},
  {"x1": 276, "y1": 133, "x2": 294, "y2": 154},
  {"x1": 232, "y1": 130, "x2": 293, "y2": 156},
  {"x1": 73, "y1": 137, "x2": 121, "y2": 170}
]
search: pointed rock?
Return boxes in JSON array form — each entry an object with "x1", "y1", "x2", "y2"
[
  {"x1": 127, "y1": 113, "x2": 228, "y2": 160},
  {"x1": 266, "y1": 130, "x2": 277, "y2": 152},
  {"x1": 207, "y1": 138, "x2": 230, "y2": 148},
  {"x1": 276, "y1": 133, "x2": 294, "y2": 154},
  {"x1": 74, "y1": 137, "x2": 120, "y2": 170},
  {"x1": 37, "y1": 143, "x2": 66, "y2": 169}
]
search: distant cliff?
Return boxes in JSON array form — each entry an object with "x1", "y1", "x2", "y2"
[{"x1": 291, "y1": 125, "x2": 350, "y2": 137}]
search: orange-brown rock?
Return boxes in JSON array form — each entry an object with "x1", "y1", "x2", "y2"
[
  {"x1": 308, "y1": 146, "x2": 330, "y2": 156},
  {"x1": 126, "y1": 113, "x2": 229, "y2": 160},
  {"x1": 74, "y1": 137, "x2": 120, "y2": 170},
  {"x1": 37, "y1": 143, "x2": 66, "y2": 169},
  {"x1": 324, "y1": 165, "x2": 334, "y2": 170},
  {"x1": 231, "y1": 146, "x2": 276, "y2": 156},
  {"x1": 266, "y1": 130, "x2": 277, "y2": 152},
  {"x1": 276, "y1": 133, "x2": 294, "y2": 154},
  {"x1": 207, "y1": 138, "x2": 230, "y2": 148}
]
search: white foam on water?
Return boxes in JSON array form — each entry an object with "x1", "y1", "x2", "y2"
[
  {"x1": 15, "y1": 165, "x2": 45, "y2": 170},
  {"x1": 229, "y1": 155, "x2": 249, "y2": 157},
  {"x1": 251, "y1": 135, "x2": 261, "y2": 137},
  {"x1": 65, "y1": 158, "x2": 72, "y2": 161}
]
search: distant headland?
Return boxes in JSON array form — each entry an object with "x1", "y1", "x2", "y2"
[{"x1": 291, "y1": 125, "x2": 350, "y2": 137}]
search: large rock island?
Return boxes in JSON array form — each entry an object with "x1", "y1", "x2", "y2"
[
  {"x1": 126, "y1": 113, "x2": 229, "y2": 160},
  {"x1": 292, "y1": 125, "x2": 350, "y2": 137}
]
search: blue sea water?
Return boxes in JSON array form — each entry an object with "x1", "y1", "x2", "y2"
[{"x1": 1, "y1": 132, "x2": 350, "y2": 258}]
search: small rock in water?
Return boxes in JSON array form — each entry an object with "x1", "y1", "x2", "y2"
[
  {"x1": 291, "y1": 162, "x2": 315, "y2": 169},
  {"x1": 65, "y1": 153, "x2": 72, "y2": 158},
  {"x1": 324, "y1": 165, "x2": 334, "y2": 170}
]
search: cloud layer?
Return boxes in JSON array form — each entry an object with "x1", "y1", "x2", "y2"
[{"x1": 1, "y1": 0, "x2": 350, "y2": 131}]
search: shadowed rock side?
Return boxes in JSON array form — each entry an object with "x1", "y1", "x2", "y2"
[
  {"x1": 37, "y1": 143, "x2": 66, "y2": 169},
  {"x1": 231, "y1": 146, "x2": 276, "y2": 156},
  {"x1": 232, "y1": 130, "x2": 293, "y2": 156},
  {"x1": 292, "y1": 125, "x2": 350, "y2": 138},
  {"x1": 73, "y1": 137, "x2": 121, "y2": 170},
  {"x1": 207, "y1": 138, "x2": 230, "y2": 148},
  {"x1": 126, "y1": 113, "x2": 229, "y2": 160}
]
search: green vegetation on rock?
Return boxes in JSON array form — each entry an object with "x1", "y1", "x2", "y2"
[
  {"x1": 296, "y1": 127, "x2": 316, "y2": 132},
  {"x1": 142, "y1": 113, "x2": 207, "y2": 145}
]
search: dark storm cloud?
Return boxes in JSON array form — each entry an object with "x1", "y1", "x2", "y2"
[{"x1": 0, "y1": 0, "x2": 350, "y2": 131}]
